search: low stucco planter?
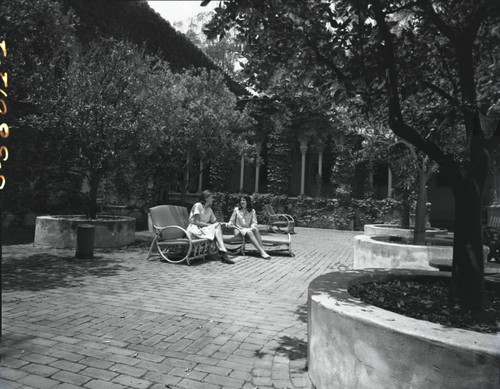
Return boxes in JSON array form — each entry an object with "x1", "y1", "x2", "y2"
[
  {"x1": 34, "y1": 215, "x2": 135, "y2": 248},
  {"x1": 308, "y1": 270, "x2": 500, "y2": 389},
  {"x1": 353, "y1": 234, "x2": 449, "y2": 270},
  {"x1": 364, "y1": 224, "x2": 447, "y2": 239}
]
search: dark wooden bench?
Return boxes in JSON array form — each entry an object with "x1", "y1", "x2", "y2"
[{"x1": 484, "y1": 215, "x2": 500, "y2": 262}]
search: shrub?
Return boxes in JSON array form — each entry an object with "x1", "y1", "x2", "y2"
[{"x1": 212, "y1": 192, "x2": 401, "y2": 230}]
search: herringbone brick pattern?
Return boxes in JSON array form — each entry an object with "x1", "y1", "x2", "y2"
[{"x1": 1, "y1": 227, "x2": 357, "y2": 388}]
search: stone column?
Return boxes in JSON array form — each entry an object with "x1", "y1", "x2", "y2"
[
  {"x1": 316, "y1": 143, "x2": 325, "y2": 195},
  {"x1": 254, "y1": 143, "x2": 262, "y2": 193},
  {"x1": 317, "y1": 144, "x2": 324, "y2": 178},
  {"x1": 299, "y1": 139, "x2": 308, "y2": 195}
]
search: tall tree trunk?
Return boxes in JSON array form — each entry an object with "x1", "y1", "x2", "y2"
[
  {"x1": 413, "y1": 160, "x2": 428, "y2": 245},
  {"x1": 371, "y1": 0, "x2": 491, "y2": 309},
  {"x1": 445, "y1": 19, "x2": 488, "y2": 309},
  {"x1": 449, "y1": 177, "x2": 484, "y2": 310},
  {"x1": 449, "y1": 122, "x2": 489, "y2": 309}
]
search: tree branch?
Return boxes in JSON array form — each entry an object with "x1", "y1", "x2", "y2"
[
  {"x1": 386, "y1": 1, "x2": 420, "y2": 14},
  {"x1": 436, "y1": 46, "x2": 460, "y2": 97},
  {"x1": 421, "y1": 80, "x2": 461, "y2": 108},
  {"x1": 462, "y1": 2, "x2": 497, "y2": 43},
  {"x1": 306, "y1": 38, "x2": 385, "y2": 83},
  {"x1": 307, "y1": 40, "x2": 349, "y2": 81},
  {"x1": 416, "y1": 0, "x2": 455, "y2": 40},
  {"x1": 370, "y1": 0, "x2": 458, "y2": 173}
]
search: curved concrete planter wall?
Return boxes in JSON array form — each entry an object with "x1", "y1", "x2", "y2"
[
  {"x1": 353, "y1": 234, "x2": 449, "y2": 270},
  {"x1": 364, "y1": 224, "x2": 447, "y2": 239},
  {"x1": 308, "y1": 270, "x2": 500, "y2": 389},
  {"x1": 34, "y1": 215, "x2": 136, "y2": 248}
]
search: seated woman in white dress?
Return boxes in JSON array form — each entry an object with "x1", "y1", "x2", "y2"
[
  {"x1": 187, "y1": 190, "x2": 234, "y2": 264},
  {"x1": 228, "y1": 195, "x2": 271, "y2": 259}
]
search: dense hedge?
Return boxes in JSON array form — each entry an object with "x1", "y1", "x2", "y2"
[
  {"x1": 7, "y1": 191, "x2": 401, "y2": 231},
  {"x1": 213, "y1": 192, "x2": 401, "y2": 230}
]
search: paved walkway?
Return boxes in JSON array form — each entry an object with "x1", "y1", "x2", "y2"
[{"x1": 1, "y1": 227, "x2": 357, "y2": 389}]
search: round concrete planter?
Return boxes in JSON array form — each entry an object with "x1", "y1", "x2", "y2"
[
  {"x1": 308, "y1": 270, "x2": 500, "y2": 389},
  {"x1": 364, "y1": 224, "x2": 447, "y2": 239},
  {"x1": 353, "y1": 234, "x2": 451, "y2": 270},
  {"x1": 34, "y1": 215, "x2": 136, "y2": 248}
]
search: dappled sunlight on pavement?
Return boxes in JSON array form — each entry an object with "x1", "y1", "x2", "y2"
[{"x1": 1, "y1": 227, "x2": 357, "y2": 388}]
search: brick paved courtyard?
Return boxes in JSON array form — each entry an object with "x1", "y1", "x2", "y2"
[{"x1": 1, "y1": 227, "x2": 357, "y2": 388}]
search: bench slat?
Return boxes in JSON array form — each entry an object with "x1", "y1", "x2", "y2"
[{"x1": 488, "y1": 215, "x2": 500, "y2": 227}]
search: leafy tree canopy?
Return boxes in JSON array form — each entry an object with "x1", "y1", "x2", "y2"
[{"x1": 204, "y1": 0, "x2": 500, "y2": 308}]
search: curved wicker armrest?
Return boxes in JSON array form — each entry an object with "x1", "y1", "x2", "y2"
[
  {"x1": 261, "y1": 231, "x2": 293, "y2": 256},
  {"x1": 219, "y1": 222, "x2": 236, "y2": 234},
  {"x1": 268, "y1": 213, "x2": 295, "y2": 234},
  {"x1": 270, "y1": 213, "x2": 294, "y2": 222},
  {"x1": 153, "y1": 224, "x2": 191, "y2": 240}
]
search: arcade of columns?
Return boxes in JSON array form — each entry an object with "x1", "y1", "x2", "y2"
[
  {"x1": 196, "y1": 134, "x2": 328, "y2": 195},
  {"x1": 196, "y1": 134, "x2": 394, "y2": 196}
]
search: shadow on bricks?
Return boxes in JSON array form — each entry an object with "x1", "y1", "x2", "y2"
[
  {"x1": 295, "y1": 302, "x2": 308, "y2": 324},
  {"x1": 276, "y1": 335, "x2": 308, "y2": 361},
  {"x1": 2, "y1": 253, "x2": 133, "y2": 292}
]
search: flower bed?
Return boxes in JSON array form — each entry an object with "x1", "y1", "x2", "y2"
[
  {"x1": 364, "y1": 224, "x2": 447, "y2": 239},
  {"x1": 353, "y1": 234, "x2": 448, "y2": 270},
  {"x1": 308, "y1": 270, "x2": 500, "y2": 389}
]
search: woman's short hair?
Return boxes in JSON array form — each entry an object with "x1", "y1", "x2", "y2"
[
  {"x1": 199, "y1": 190, "x2": 213, "y2": 204},
  {"x1": 238, "y1": 195, "x2": 253, "y2": 211}
]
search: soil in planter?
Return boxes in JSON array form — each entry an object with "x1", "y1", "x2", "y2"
[
  {"x1": 374, "y1": 235, "x2": 453, "y2": 246},
  {"x1": 349, "y1": 279, "x2": 500, "y2": 334}
]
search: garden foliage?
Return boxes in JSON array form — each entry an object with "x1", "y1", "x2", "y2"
[
  {"x1": 204, "y1": 0, "x2": 500, "y2": 308},
  {"x1": 2, "y1": 0, "x2": 251, "y2": 220},
  {"x1": 213, "y1": 192, "x2": 401, "y2": 230}
]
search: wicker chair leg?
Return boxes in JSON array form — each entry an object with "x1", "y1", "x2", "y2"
[{"x1": 147, "y1": 236, "x2": 158, "y2": 260}]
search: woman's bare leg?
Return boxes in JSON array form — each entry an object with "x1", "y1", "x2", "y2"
[
  {"x1": 213, "y1": 224, "x2": 234, "y2": 263},
  {"x1": 252, "y1": 227, "x2": 264, "y2": 247},
  {"x1": 213, "y1": 224, "x2": 227, "y2": 252},
  {"x1": 247, "y1": 231, "x2": 269, "y2": 257}
]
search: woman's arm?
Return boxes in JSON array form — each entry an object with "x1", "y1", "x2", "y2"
[
  {"x1": 209, "y1": 208, "x2": 217, "y2": 224},
  {"x1": 228, "y1": 209, "x2": 237, "y2": 227},
  {"x1": 190, "y1": 203, "x2": 215, "y2": 227},
  {"x1": 250, "y1": 209, "x2": 258, "y2": 229},
  {"x1": 191, "y1": 214, "x2": 213, "y2": 227}
]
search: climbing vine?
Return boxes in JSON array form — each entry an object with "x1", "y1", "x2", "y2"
[{"x1": 266, "y1": 109, "x2": 293, "y2": 194}]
